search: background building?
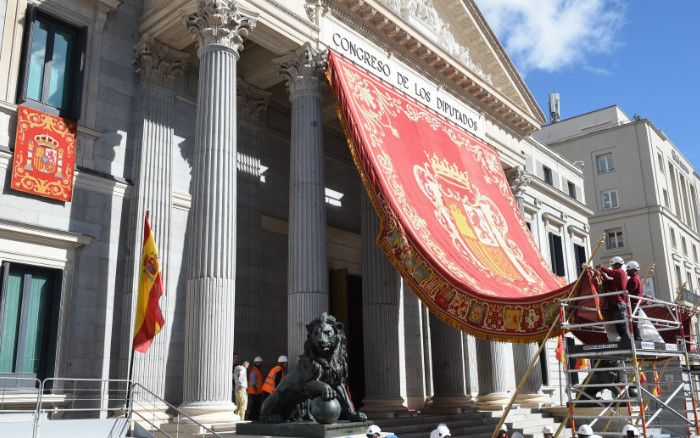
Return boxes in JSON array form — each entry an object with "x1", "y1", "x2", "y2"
[
  {"x1": 536, "y1": 105, "x2": 700, "y2": 301},
  {"x1": 0, "y1": 0, "x2": 590, "y2": 429}
]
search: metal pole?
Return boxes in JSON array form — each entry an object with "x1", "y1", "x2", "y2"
[{"x1": 491, "y1": 235, "x2": 606, "y2": 438}]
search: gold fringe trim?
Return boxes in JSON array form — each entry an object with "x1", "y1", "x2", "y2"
[{"x1": 325, "y1": 56, "x2": 561, "y2": 344}]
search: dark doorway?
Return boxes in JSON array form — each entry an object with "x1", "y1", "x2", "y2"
[
  {"x1": 574, "y1": 244, "x2": 586, "y2": 276},
  {"x1": 329, "y1": 269, "x2": 365, "y2": 408}
]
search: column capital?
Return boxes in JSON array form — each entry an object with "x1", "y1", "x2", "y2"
[
  {"x1": 184, "y1": 0, "x2": 257, "y2": 53},
  {"x1": 275, "y1": 43, "x2": 328, "y2": 96},
  {"x1": 134, "y1": 35, "x2": 189, "y2": 90},
  {"x1": 238, "y1": 81, "x2": 271, "y2": 125}
]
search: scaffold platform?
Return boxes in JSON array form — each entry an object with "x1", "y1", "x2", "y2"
[{"x1": 558, "y1": 291, "x2": 700, "y2": 438}]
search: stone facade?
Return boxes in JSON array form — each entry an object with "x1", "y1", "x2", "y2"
[{"x1": 0, "y1": 0, "x2": 592, "y2": 421}]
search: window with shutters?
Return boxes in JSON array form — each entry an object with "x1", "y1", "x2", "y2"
[
  {"x1": 596, "y1": 153, "x2": 614, "y2": 174},
  {"x1": 605, "y1": 229, "x2": 624, "y2": 250},
  {"x1": 17, "y1": 7, "x2": 86, "y2": 120},
  {"x1": 548, "y1": 232, "x2": 566, "y2": 277},
  {"x1": 0, "y1": 262, "x2": 62, "y2": 386}
]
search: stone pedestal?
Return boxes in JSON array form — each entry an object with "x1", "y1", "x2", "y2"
[
  {"x1": 476, "y1": 340, "x2": 514, "y2": 410},
  {"x1": 360, "y1": 190, "x2": 408, "y2": 418},
  {"x1": 275, "y1": 44, "x2": 328, "y2": 367},
  {"x1": 237, "y1": 421, "x2": 373, "y2": 438},
  {"x1": 425, "y1": 315, "x2": 472, "y2": 413},
  {"x1": 180, "y1": 0, "x2": 256, "y2": 423}
]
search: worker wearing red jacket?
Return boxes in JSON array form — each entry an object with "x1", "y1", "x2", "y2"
[
  {"x1": 626, "y1": 261, "x2": 644, "y2": 340},
  {"x1": 598, "y1": 256, "x2": 631, "y2": 344}
]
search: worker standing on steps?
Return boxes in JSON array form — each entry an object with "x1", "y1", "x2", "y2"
[
  {"x1": 247, "y1": 356, "x2": 264, "y2": 421},
  {"x1": 430, "y1": 424, "x2": 451, "y2": 438},
  {"x1": 543, "y1": 425, "x2": 554, "y2": 438},
  {"x1": 261, "y1": 355, "x2": 288, "y2": 401},
  {"x1": 233, "y1": 359, "x2": 249, "y2": 420}
]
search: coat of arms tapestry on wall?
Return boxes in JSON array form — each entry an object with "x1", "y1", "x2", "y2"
[{"x1": 10, "y1": 105, "x2": 77, "y2": 202}]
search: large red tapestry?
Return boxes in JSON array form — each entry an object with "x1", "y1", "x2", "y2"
[
  {"x1": 11, "y1": 105, "x2": 77, "y2": 202},
  {"x1": 328, "y1": 51, "x2": 576, "y2": 342}
]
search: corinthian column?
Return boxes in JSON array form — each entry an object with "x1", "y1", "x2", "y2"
[
  {"x1": 360, "y1": 190, "x2": 408, "y2": 418},
  {"x1": 275, "y1": 44, "x2": 328, "y2": 366},
  {"x1": 234, "y1": 81, "x2": 270, "y2": 359},
  {"x1": 130, "y1": 35, "x2": 187, "y2": 399},
  {"x1": 181, "y1": 0, "x2": 256, "y2": 421},
  {"x1": 426, "y1": 315, "x2": 472, "y2": 413}
]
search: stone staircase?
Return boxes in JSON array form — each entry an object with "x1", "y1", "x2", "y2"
[{"x1": 373, "y1": 407, "x2": 571, "y2": 438}]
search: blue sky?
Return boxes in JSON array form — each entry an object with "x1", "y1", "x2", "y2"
[{"x1": 475, "y1": 0, "x2": 700, "y2": 171}]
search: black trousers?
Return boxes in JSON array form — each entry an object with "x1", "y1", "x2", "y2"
[
  {"x1": 247, "y1": 394, "x2": 262, "y2": 421},
  {"x1": 605, "y1": 301, "x2": 633, "y2": 344}
]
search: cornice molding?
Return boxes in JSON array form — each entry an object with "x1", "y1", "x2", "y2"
[
  {"x1": 327, "y1": 0, "x2": 540, "y2": 137},
  {"x1": 0, "y1": 218, "x2": 93, "y2": 250}
]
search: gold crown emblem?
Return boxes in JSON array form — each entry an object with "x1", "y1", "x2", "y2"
[
  {"x1": 33, "y1": 133, "x2": 59, "y2": 149},
  {"x1": 428, "y1": 153, "x2": 471, "y2": 190}
]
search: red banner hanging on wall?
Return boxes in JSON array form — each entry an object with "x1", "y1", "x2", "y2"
[
  {"x1": 328, "y1": 51, "x2": 577, "y2": 343},
  {"x1": 10, "y1": 105, "x2": 77, "y2": 202}
]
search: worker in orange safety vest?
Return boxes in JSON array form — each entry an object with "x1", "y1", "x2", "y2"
[
  {"x1": 262, "y1": 355, "x2": 288, "y2": 400},
  {"x1": 247, "y1": 356, "x2": 264, "y2": 420}
]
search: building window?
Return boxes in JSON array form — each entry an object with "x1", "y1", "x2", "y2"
[
  {"x1": 596, "y1": 153, "x2": 614, "y2": 174},
  {"x1": 658, "y1": 152, "x2": 665, "y2": 174},
  {"x1": 682, "y1": 237, "x2": 688, "y2": 256},
  {"x1": 525, "y1": 221, "x2": 532, "y2": 232},
  {"x1": 670, "y1": 228, "x2": 677, "y2": 248},
  {"x1": 567, "y1": 181, "x2": 577, "y2": 199},
  {"x1": 663, "y1": 189, "x2": 669, "y2": 208},
  {"x1": 601, "y1": 189, "x2": 619, "y2": 210},
  {"x1": 0, "y1": 262, "x2": 61, "y2": 385},
  {"x1": 542, "y1": 166, "x2": 553, "y2": 185},
  {"x1": 693, "y1": 245, "x2": 698, "y2": 263},
  {"x1": 573, "y1": 244, "x2": 586, "y2": 276},
  {"x1": 675, "y1": 265, "x2": 683, "y2": 290},
  {"x1": 548, "y1": 232, "x2": 566, "y2": 277},
  {"x1": 605, "y1": 229, "x2": 624, "y2": 249},
  {"x1": 688, "y1": 273, "x2": 695, "y2": 292},
  {"x1": 17, "y1": 7, "x2": 85, "y2": 120}
]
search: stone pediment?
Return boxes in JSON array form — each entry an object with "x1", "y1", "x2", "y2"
[{"x1": 375, "y1": 0, "x2": 544, "y2": 125}]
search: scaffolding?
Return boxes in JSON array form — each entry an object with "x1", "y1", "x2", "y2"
[{"x1": 559, "y1": 291, "x2": 700, "y2": 437}]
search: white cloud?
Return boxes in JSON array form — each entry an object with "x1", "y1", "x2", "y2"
[{"x1": 475, "y1": 0, "x2": 625, "y2": 73}]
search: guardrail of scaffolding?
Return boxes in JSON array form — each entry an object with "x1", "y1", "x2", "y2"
[{"x1": 557, "y1": 290, "x2": 700, "y2": 438}]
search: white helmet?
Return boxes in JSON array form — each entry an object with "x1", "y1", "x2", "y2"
[
  {"x1": 622, "y1": 425, "x2": 639, "y2": 436},
  {"x1": 430, "y1": 424, "x2": 451, "y2": 438},
  {"x1": 366, "y1": 425, "x2": 381, "y2": 436},
  {"x1": 543, "y1": 426, "x2": 554, "y2": 435},
  {"x1": 500, "y1": 425, "x2": 508, "y2": 432},
  {"x1": 253, "y1": 356, "x2": 263, "y2": 363},
  {"x1": 610, "y1": 256, "x2": 624, "y2": 266},
  {"x1": 577, "y1": 424, "x2": 594, "y2": 437},
  {"x1": 626, "y1": 261, "x2": 640, "y2": 271},
  {"x1": 278, "y1": 355, "x2": 288, "y2": 363}
]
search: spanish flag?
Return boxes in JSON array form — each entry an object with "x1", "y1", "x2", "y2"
[{"x1": 132, "y1": 211, "x2": 165, "y2": 353}]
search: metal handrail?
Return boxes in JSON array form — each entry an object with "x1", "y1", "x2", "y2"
[{"x1": 128, "y1": 382, "x2": 225, "y2": 438}]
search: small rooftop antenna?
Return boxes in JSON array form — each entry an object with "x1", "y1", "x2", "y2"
[{"x1": 548, "y1": 93, "x2": 560, "y2": 123}]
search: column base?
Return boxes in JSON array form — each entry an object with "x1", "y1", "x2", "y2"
[
  {"x1": 178, "y1": 401, "x2": 239, "y2": 425},
  {"x1": 475, "y1": 392, "x2": 512, "y2": 411},
  {"x1": 514, "y1": 392, "x2": 548, "y2": 408},
  {"x1": 361, "y1": 398, "x2": 408, "y2": 419},
  {"x1": 423, "y1": 395, "x2": 475, "y2": 414}
]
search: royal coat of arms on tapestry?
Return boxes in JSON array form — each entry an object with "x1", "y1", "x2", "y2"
[{"x1": 10, "y1": 105, "x2": 77, "y2": 202}]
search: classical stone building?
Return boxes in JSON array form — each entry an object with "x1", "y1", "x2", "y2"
[
  {"x1": 536, "y1": 105, "x2": 700, "y2": 302},
  {"x1": 0, "y1": 0, "x2": 591, "y2": 425}
]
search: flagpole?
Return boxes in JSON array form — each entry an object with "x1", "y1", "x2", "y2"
[{"x1": 127, "y1": 209, "x2": 149, "y2": 415}]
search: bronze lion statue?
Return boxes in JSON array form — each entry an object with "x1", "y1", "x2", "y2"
[{"x1": 259, "y1": 313, "x2": 367, "y2": 423}]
